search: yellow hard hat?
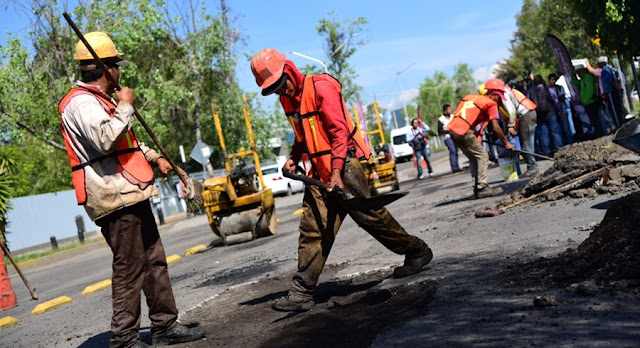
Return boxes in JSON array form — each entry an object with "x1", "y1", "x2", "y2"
[
  {"x1": 477, "y1": 83, "x2": 487, "y2": 95},
  {"x1": 73, "y1": 31, "x2": 124, "y2": 61}
]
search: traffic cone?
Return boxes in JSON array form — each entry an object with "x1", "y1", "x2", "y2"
[
  {"x1": 1, "y1": 249, "x2": 17, "y2": 311},
  {"x1": 412, "y1": 153, "x2": 427, "y2": 168}
]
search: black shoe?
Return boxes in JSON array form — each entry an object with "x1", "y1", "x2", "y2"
[
  {"x1": 153, "y1": 324, "x2": 206, "y2": 346},
  {"x1": 125, "y1": 340, "x2": 151, "y2": 348},
  {"x1": 271, "y1": 291, "x2": 315, "y2": 312},
  {"x1": 394, "y1": 248, "x2": 433, "y2": 278},
  {"x1": 474, "y1": 186, "x2": 503, "y2": 199}
]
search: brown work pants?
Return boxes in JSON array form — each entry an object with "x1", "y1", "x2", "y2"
[
  {"x1": 451, "y1": 130, "x2": 490, "y2": 190},
  {"x1": 292, "y1": 158, "x2": 428, "y2": 295},
  {"x1": 96, "y1": 200, "x2": 178, "y2": 348}
]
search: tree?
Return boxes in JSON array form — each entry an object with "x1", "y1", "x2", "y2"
[
  {"x1": 0, "y1": 146, "x2": 18, "y2": 244},
  {"x1": 0, "y1": 0, "x2": 259, "y2": 197},
  {"x1": 415, "y1": 64, "x2": 476, "y2": 133},
  {"x1": 568, "y1": 0, "x2": 639, "y2": 55},
  {"x1": 495, "y1": 0, "x2": 602, "y2": 83},
  {"x1": 315, "y1": 12, "x2": 368, "y2": 103}
]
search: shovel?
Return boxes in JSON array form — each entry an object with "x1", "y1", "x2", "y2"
[
  {"x1": 282, "y1": 171, "x2": 408, "y2": 210},
  {"x1": 483, "y1": 140, "x2": 555, "y2": 161}
]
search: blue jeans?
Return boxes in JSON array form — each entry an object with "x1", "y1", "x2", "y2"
[
  {"x1": 536, "y1": 113, "x2": 564, "y2": 157},
  {"x1": 444, "y1": 137, "x2": 460, "y2": 171},
  {"x1": 560, "y1": 103, "x2": 575, "y2": 145},
  {"x1": 414, "y1": 147, "x2": 433, "y2": 177}
]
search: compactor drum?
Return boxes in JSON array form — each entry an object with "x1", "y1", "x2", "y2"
[{"x1": 205, "y1": 100, "x2": 278, "y2": 246}]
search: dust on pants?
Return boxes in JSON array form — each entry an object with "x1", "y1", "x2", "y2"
[
  {"x1": 97, "y1": 200, "x2": 178, "y2": 348},
  {"x1": 291, "y1": 158, "x2": 428, "y2": 295},
  {"x1": 451, "y1": 130, "x2": 489, "y2": 190}
]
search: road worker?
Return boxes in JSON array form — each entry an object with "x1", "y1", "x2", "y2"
[
  {"x1": 250, "y1": 48, "x2": 433, "y2": 312},
  {"x1": 58, "y1": 31, "x2": 205, "y2": 348},
  {"x1": 448, "y1": 94, "x2": 514, "y2": 198}
]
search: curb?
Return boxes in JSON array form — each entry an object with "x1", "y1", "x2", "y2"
[
  {"x1": 166, "y1": 254, "x2": 181, "y2": 264},
  {"x1": 32, "y1": 296, "x2": 73, "y2": 315},
  {"x1": 184, "y1": 244, "x2": 207, "y2": 256},
  {"x1": 0, "y1": 316, "x2": 18, "y2": 328},
  {"x1": 82, "y1": 279, "x2": 112, "y2": 295}
]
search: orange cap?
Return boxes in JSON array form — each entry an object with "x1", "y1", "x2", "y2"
[
  {"x1": 484, "y1": 78, "x2": 506, "y2": 92},
  {"x1": 251, "y1": 48, "x2": 286, "y2": 92}
]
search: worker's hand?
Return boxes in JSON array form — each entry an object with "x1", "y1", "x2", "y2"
[
  {"x1": 283, "y1": 158, "x2": 296, "y2": 173},
  {"x1": 115, "y1": 87, "x2": 135, "y2": 105},
  {"x1": 504, "y1": 141, "x2": 515, "y2": 151},
  {"x1": 157, "y1": 157, "x2": 186, "y2": 181},
  {"x1": 508, "y1": 127, "x2": 517, "y2": 136},
  {"x1": 327, "y1": 168, "x2": 344, "y2": 192}
]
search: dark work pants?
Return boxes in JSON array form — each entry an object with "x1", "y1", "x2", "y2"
[
  {"x1": 96, "y1": 200, "x2": 178, "y2": 348},
  {"x1": 585, "y1": 102, "x2": 605, "y2": 137},
  {"x1": 292, "y1": 158, "x2": 428, "y2": 295}
]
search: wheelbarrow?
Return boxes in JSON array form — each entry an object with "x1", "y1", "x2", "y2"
[{"x1": 613, "y1": 118, "x2": 640, "y2": 155}]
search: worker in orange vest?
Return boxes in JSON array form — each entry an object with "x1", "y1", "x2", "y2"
[
  {"x1": 448, "y1": 94, "x2": 514, "y2": 198},
  {"x1": 250, "y1": 48, "x2": 433, "y2": 312},
  {"x1": 59, "y1": 32, "x2": 204, "y2": 348}
]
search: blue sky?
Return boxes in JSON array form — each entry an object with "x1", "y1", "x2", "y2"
[{"x1": 0, "y1": 0, "x2": 523, "y2": 113}]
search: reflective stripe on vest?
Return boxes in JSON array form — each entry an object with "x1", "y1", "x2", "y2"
[
  {"x1": 508, "y1": 87, "x2": 537, "y2": 112},
  {"x1": 282, "y1": 74, "x2": 370, "y2": 183},
  {"x1": 58, "y1": 87, "x2": 154, "y2": 205},
  {"x1": 449, "y1": 95, "x2": 495, "y2": 136}
]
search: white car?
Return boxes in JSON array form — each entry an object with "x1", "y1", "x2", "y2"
[
  {"x1": 260, "y1": 162, "x2": 305, "y2": 196},
  {"x1": 390, "y1": 126, "x2": 415, "y2": 162}
]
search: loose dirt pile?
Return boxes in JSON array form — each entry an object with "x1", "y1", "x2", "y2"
[
  {"x1": 500, "y1": 136, "x2": 640, "y2": 206},
  {"x1": 501, "y1": 191, "x2": 640, "y2": 293}
]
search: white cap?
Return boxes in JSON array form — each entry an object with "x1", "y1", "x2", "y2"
[{"x1": 597, "y1": 56, "x2": 608, "y2": 63}]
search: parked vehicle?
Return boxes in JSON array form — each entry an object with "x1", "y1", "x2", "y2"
[
  {"x1": 260, "y1": 157, "x2": 305, "y2": 196},
  {"x1": 390, "y1": 126, "x2": 414, "y2": 162}
]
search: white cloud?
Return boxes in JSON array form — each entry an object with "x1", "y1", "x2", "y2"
[
  {"x1": 473, "y1": 63, "x2": 501, "y2": 83},
  {"x1": 382, "y1": 88, "x2": 419, "y2": 111}
]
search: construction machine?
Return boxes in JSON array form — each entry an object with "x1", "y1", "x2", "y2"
[
  {"x1": 353, "y1": 101, "x2": 400, "y2": 195},
  {"x1": 201, "y1": 99, "x2": 277, "y2": 246}
]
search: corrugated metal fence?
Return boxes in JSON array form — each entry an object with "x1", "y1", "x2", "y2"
[{"x1": 4, "y1": 176, "x2": 199, "y2": 252}]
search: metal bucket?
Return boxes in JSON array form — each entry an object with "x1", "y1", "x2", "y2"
[{"x1": 613, "y1": 118, "x2": 640, "y2": 155}]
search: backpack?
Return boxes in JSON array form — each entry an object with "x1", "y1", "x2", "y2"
[{"x1": 529, "y1": 86, "x2": 553, "y2": 115}]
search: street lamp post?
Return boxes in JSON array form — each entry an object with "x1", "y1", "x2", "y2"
[
  {"x1": 289, "y1": 51, "x2": 328, "y2": 73},
  {"x1": 396, "y1": 62, "x2": 415, "y2": 126}
]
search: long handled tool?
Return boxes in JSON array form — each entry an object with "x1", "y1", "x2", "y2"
[
  {"x1": 483, "y1": 140, "x2": 555, "y2": 161},
  {"x1": 282, "y1": 171, "x2": 408, "y2": 210},
  {"x1": 475, "y1": 168, "x2": 605, "y2": 218},
  {"x1": 0, "y1": 236, "x2": 38, "y2": 300},
  {"x1": 62, "y1": 13, "x2": 203, "y2": 213}
]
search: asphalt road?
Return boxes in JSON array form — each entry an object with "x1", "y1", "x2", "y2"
[{"x1": 1, "y1": 150, "x2": 633, "y2": 347}]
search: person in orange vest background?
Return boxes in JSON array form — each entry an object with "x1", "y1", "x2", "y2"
[
  {"x1": 483, "y1": 78, "x2": 539, "y2": 177},
  {"x1": 58, "y1": 32, "x2": 205, "y2": 348},
  {"x1": 448, "y1": 94, "x2": 514, "y2": 199},
  {"x1": 250, "y1": 48, "x2": 433, "y2": 312}
]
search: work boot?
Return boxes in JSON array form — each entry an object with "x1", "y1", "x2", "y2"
[
  {"x1": 394, "y1": 248, "x2": 433, "y2": 278},
  {"x1": 152, "y1": 324, "x2": 206, "y2": 346},
  {"x1": 271, "y1": 291, "x2": 315, "y2": 312},
  {"x1": 520, "y1": 169, "x2": 538, "y2": 178},
  {"x1": 474, "y1": 186, "x2": 503, "y2": 199}
]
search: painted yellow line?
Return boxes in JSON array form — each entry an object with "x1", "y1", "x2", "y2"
[
  {"x1": 82, "y1": 279, "x2": 112, "y2": 295},
  {"x1": 293, "y1": 208, "x2": 304, "y2": 216},
  {"x1": 184, "y1": 244, "x2": 207, "y2": 256},
  {"x1": 32, "y1": 296, "x2": 72, "y2": 315},
  {"x1": 0, "y1": 316, "x2": 18, "y2": 328},
  {"x1": 166, "y1": 254, "x2": 181, "y2": 264}
]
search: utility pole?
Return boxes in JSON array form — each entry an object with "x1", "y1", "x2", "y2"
[{"x1": 396, "y1": 62, "x2": 415, "y2": 126}]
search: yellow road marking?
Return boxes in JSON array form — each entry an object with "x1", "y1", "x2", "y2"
[
  {"x1": 0, "y1": 316, "x2": 18, "y2": 328},
  {"x1": 166, "y1": 254, "x2": 181, "y2": 264},
  {"x1": 292, "y1": 208, "x2": 304, "y2": 216},
  {"x1": 184, "y1": 244, "x2": 207, "y2": 256},
  {"x1": 81, "y1": 279, "x2": 112, "y2": 295},
  {"x1": 32, "y1": 296, "x2": 72, "y2": 315}
]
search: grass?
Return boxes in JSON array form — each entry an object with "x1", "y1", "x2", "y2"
[{"x1": 3, "y1": 239, "x2": 98, "y2": 266}]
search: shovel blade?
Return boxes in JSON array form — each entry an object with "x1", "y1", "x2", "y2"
[{"x1": 341, "y1": 190, "x2": 409, "y2": 210}]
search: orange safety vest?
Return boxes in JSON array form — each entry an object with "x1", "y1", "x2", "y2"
[
  {"x1": 507, "y1": 86, "x2": 537, "y2": 111},
  {"x1": 448, "y1": 94, "x2": 497, "y2": 137},
  {"x1": 281, "y1": 74, "x2": 370, "y2": 183},
  {"x1": 58, "y1": 87, "x2": 154, "y2": 205}
]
